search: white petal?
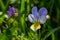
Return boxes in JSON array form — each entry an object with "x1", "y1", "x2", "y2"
[
  {"x1": 39, "y1": 18, "x2": 46, "y2": 24},
  {"x1": 28, "y1": 14, "x2": 35, "y2": 23}
]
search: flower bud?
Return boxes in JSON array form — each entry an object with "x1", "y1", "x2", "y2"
[{"x1": 46, "y1": 15, "x2": 50, "y2": 19}]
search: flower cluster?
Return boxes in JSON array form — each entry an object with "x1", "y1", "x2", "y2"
[{"x1": 7, "y1": 5, "x2": 48, "y2": 31}]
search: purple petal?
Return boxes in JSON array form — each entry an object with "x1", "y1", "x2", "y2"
[
  {"x1": 8, "y1": 7, "x2": 15, "y2": 14},
  {"x1": 39, "y1": 7, "x2": 48, "y2": 16},
  {"x1": 7, "y1": 11, "x2": 12, "y2": 17},
  {"x1": 32, "y1": 6, "x2": 37, "y2": 14},
  {"x1": 7, "y1": 6, "x2": 15, "y2": 17},
  {"x1": 32, "y1": 6, "x2": 39, "y2": 20},
  {"x1": 38, "y1": 15, "x2": 46, "y2": 24}
]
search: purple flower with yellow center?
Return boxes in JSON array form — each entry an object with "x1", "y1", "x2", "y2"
[
  {"x1": 28, "y1": 6, "x2": 48, "y2": 31},
  {"x1": 7, "y1": 6, "x2": 15, "y2": 17}
]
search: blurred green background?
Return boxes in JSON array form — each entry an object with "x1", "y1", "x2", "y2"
[{"x1": 0, "y1": 0, "x2": 60, "y2": 40}]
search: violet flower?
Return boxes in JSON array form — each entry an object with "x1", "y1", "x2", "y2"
[
  {"x1": 7, "y1": 6, "x2": 15, "y2": 17},
  {"x1": 28, "y1": 6, "x2": 48, "y2": 31}
]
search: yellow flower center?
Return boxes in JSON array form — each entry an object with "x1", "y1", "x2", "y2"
[{"x1": 31, "y1": 22, "x2": 41, "y2": 31}]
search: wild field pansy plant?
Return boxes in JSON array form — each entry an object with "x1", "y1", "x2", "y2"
[
  {"x1": 28, "y1": 6, "x2": 48, "y2": 31},
  {"x1": 7, "y1": 6, "x2": 15, "y2": 17}
]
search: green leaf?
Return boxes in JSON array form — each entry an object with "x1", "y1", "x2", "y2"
[
  {"x1": 0, "y1": 33, "x2": 6, "y2": 40},
  {"x1": 10, "y1": 25, "x2": 18, "y2": 33},
  {"x1": 42, "y1": 27, "x2": 60, "y2": 40},
  {"x1": 20, "y1": 0, "x2": 25, "y2": 13},
  {"x1": 20, "y1": 14, "x2": 25, "y2": 33},
  {"x1": 57, "y1": 7, "x2": 60, "y2": 26},
  {"x1": 0, "y1": 15, "x2": 5, "y2": 25}
]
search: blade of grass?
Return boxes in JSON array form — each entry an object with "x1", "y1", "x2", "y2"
[
  {"x1": 57, "y1": 7, "x2": 60, "y2": 26},
  {"x1": 20, "y1": 0, "x2": 25, "y2": 13},
  {"x1": 26, "y1": 0, "x2": 30, "y2": 14},
  {"x1": 51, "y1": 33, "x2": 55, "y2": 40},
  {"x1": 0, "y1": 0, "x2": 5, "y2": 11},
  {"x1": 42, "y1": 27, "x2": 60, "y2": 40},
  {"x1": 49, "y1": 0, "x2": 54, "y2": 15},
  {"x1": 20, "y1": 14, "x2": 25, "y2": 33}
]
